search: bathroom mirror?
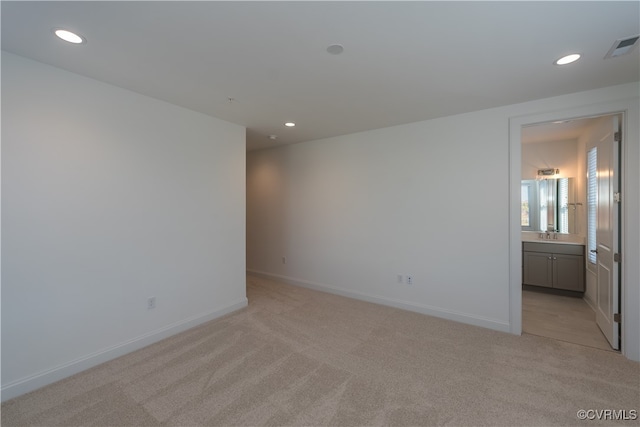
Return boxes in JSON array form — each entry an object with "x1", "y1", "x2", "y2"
[{"x1": 521, "y1": 177, "x2": 577, "y2": 234}]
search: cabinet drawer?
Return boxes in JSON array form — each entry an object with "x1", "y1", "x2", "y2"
[{"x1": 522, "y1": 242, "x2": 584, "y2": 256}]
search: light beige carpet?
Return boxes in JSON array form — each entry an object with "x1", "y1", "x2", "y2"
[{"x1": 2, "y1": 275, "x2": 639, "y2": 426}]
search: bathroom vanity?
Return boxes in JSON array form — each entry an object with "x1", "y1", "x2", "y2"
[
  {"x1": 521, "y1": 175, "x2": 585, "y2": 292},
  {"x1": 522, "y1": 240, "x2": 585, "y2": 292}
]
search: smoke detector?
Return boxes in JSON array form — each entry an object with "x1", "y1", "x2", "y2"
[{"x1": 604, "y1": 35, "x2": 639, "y2": 59}]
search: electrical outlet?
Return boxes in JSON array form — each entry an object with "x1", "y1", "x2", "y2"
[
  {"x1": 282, "y1": 256, "x2": 287, "y2": 264},
  {"x1": 405, "y1": 275, "x2": 413, "y2": 285},
  {"x1": 147, "y1": 296, "x2": 156, "y2": 309}
]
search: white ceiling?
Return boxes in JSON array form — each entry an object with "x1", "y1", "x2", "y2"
[
  {"x1": 522, "y1": 117, "x2": 599, "y2": 145},
  {"x1": 2, "y1": 1, "x2": 639, "y2": 151}
]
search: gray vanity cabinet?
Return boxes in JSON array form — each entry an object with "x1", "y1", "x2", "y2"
[{"x1": 522, "y1": 242, "x2": 585, "y2": 292}]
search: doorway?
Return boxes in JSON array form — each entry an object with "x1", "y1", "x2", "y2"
[
  {"x1": 508, "y1": 99, "x2": 639, "y2": 361},
  {"x1": 519, "y1": 115, "x2": 620, "y2": 351}
]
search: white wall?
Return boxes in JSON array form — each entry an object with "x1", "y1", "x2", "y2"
[
  {"x1": 248, "y1": 108, "x2": 513, "y2": 330},
  {"x1": 521, "y1": 138, "x2": 579, "y2": 180},
  {"x1": 522, "y1": 136, "x2": 588, "y2": 237},
  {"x1": 1, "y1": 52, "x2": 247, "y2": 399},
  {"x1": 521, "y1": 138, "x2": 586, "y2": 237},
  {"x1": 248, "y1": 82, "x2": 639, "y2": 361}
]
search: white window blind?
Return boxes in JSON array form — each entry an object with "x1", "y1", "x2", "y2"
[{"x1": 587, "y1": 147, "x2": 597, "y2": 264}]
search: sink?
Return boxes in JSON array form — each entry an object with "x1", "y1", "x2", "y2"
[{"x1": 521, "y1": 232, "x2": 585, "y2": 245}]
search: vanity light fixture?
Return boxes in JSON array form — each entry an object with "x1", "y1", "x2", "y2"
[
  {"x1": 537, "y1": 168, "x2": 560, "y2": 180},
  {"x1": 554, "y1": 53, "x2": 580, "y2": 65},
  {"x1": 53, "y1": 28, "x2": 86, "y2": 44}
]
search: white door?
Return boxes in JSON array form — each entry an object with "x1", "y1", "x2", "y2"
[{"x1": 588, "y1": 115, "x2": 621, "y2": 350}]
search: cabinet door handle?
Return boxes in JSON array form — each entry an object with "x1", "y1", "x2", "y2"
[
  {"x1": 553, "y1": 257, "x2": 557, "y2": 260},
  {"x1": 590, "y1": 249, "x2": 598, "y2": 253},
  {"x1": 548, "y1": 256, "x2": 552, "y2": 260}
]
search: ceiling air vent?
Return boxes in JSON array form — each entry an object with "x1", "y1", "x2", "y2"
[{"x1": 604, "y1": 35, "x2": 639, "y2": 59}]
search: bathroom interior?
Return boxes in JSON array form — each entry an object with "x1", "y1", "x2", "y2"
[{"x1": 521, "y1": 114, "x2": 618, "y2": 352}]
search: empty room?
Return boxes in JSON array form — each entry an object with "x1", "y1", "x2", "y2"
[{"x1": 2, "y1": 2, "x2": 639, "y2": 426}]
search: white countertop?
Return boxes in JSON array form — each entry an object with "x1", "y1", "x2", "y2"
[{"x1": 521, "y1": 232, "x2": 585, "y2": 246}]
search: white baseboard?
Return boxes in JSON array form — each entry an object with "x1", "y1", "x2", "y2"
[
  {"x1": 247, "y1": 270, "x2": 511, "y2": 333},
  {"x1": 1, "y1": 298, "x2": 248, "y2": 402},
  {"x1": 583, "y1": 295, "x2": 597, "y2": 312}
]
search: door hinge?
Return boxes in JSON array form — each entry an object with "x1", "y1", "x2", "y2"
[
  {"x1": 614, "y1": 192, "x2": 621, "y2": 203},
  {"x1": 614, "y1": 313, "x2": 621, "y2": 323},
  {"x1": 614, "y1": 252, "x2": 621, "y2": 263},
  {"x1": 614, "y1": 131, "x2": 621, "y2": 142}
]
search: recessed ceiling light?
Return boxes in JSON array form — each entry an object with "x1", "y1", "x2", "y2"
[
  {"x1": 284, "y1": 122, "x2": 296, "y2": 127},
  {"x1": 269, "y1": 135, "x2": 278, "y2": 140},
  {"x1": 54, "y1": 28, "x2": 85, "y2": 44},
  {"x1": 555, "y1": 53, "x2": 581, "y2": 65}
]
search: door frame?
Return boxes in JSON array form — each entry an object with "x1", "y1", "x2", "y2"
[{"x1": 508, "y1": 97, "x2": 639, "y2": 361}]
